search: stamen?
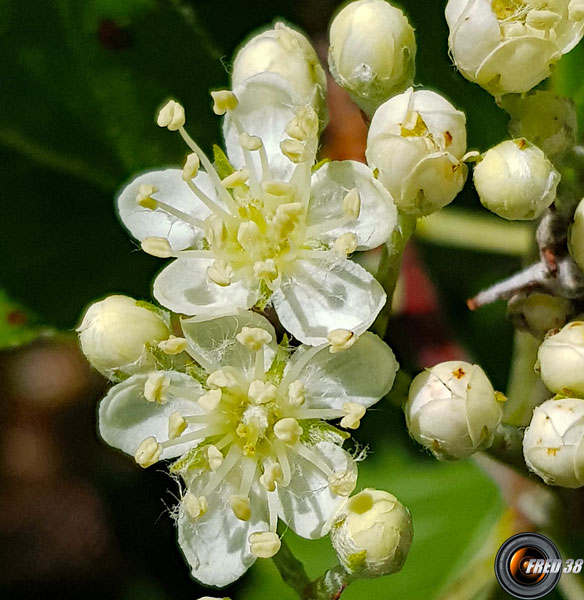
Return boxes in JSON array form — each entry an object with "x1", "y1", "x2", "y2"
[
  {"x1": 204, "y1": 444, "x2": 224, "y2": 471},
  {"x1": 198, "y1": 388, "x2": 222, "y2": 411},
  {"x1": 141, "y1": 197, "x2": 206, "y2": 229},
  {"x1": 285, "y1": 106, "x2": 318, "y2": 141},
  {"x1": 293, "y1": 408, "x2": 344, "y2": 420},
  {"x1": 259, "y1": 461, "x2": 283, "y2": 492},
  {"x1": 185, "y1": 179, "x2": 235, "y2": 222},
  {"x1": 334, "y1": 232, "x2": 358, "y2": 256},
  {"x1": 207, "y1": 259, "x2": 234, "y2": 287},
  {"x1": 340, "y1": 401, "x2": 366, "y2": 429},
  {"x1": 328, "y1": 469, "x2": 357, "y2": 497},
  {"x1": 168, "y1": 411, "x2": 187, "y2": 439},
  {"x1": 253, "y1": 260, "x2": 279, "y2": 285},
  {"x1": 254, "y1": 346, "x2": 265, "y2": 381},
  {"x1": 248, "y1": 380, "x2": 277, "y2": 405},
  {"x1": 273, "y1": 417, "x2": 303, "y2": 444},
  {"x1": 215, "y1": 431, "x2": 236, "y2": 450},
  {"x1": 236, "y1": 326, "x2": 273, "y2": 351},
  {"x1": 305, "y1": 215, "x2": 351, "y2": 239},
  {"x1": 280, "y1": 139, "x2": 308, "y2": 163},
  {"x1": 343, "y1": 188, "x2": 361, "y2": 219},
  {"x1": 211, "y1": 90, "x2": 238, "y2": 115},
  {"x1": 272, "y1": 441, "x2": 291, "y2": 486},
  {"x1": 292, "y1": 443, "x2": 333, "y2": 477},
  {"x1": 207, "y1": 369, "x2": 238, "y2": 389},
  {"x1": 267, "y1": 488, "x2": 278, "y2": 532},
  {"x1": 182, "y1": 152, "x2": 200, "y2": 180},
  {"x1": 280, "y1": 345, "x2": 323, "y2": 389},
  {"x1": 327, "y1": 329, "x2": 356, "y2": 353},
  {"x1": 221, "y1": 168, "x2": 250, "y2": 189},
  {"x1": 287, "y1": 380, "x2": 305, "y2": 407},
  {"x1": 158, "y1": 336, "x2": 187, "y2": 355},
  {"x1": 237, "y1": 221, "x2": 265, "y2": 256},
  {"x1": 230, "y1": 495, "x2": 252, "y2": 521},
  {"x1": 183, "y1": 492, "x2": 208, "y2": 519},
  {"x1": 160, "y1": 424, "x2": 225, "y2": 449},
  {"x1": 239, "y1": 132, "x2": 262, "y2": 151},
  {"x1": 201, "y1": 444, "x2": 242, "y2": 496},
  {"x1": 157, "y1": 100, "x2": 185, "y2": 131},
  {"x1": 249, "y1": 531, "x2": 281, "y2": 558},
  {"x1": 144, "y1": 372, "x2": 170, "y2": 404},
  {"x1": 135, "y1": 437, "x2": 162, "y2": 468}
]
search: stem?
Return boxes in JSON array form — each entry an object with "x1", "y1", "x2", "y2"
[
  {"x1": 271, "y1": 538, "x2": 311, "y2": 598},
  {"x1": 487, "y1": 423, "x2": 528, "y2": 475},
  {"x1": 303, "y1": 564, "x2": 353, "y2": 600}
]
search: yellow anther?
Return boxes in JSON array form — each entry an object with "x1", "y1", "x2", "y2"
[
  {"x1": 211, "y1": 90, "x2": 238, "y2": 115},
  {"x1": 285, "y1": 106, "x2": 319, "y2": 141},
  {"x1": 239, "y1": 132, "x2": 263, "y2": 151},
  {"x1": 198, "y1": 388, "x2": 223, "y2": 411},
  {"x1": 168, "y1": 411, "x2": 187, "y2": 439},
  {"x1": 229, "y1": 495, "x2": 252, "y2": 521},
  {"x1": 144, "y1": 372, "x2": 170, "y2": 404},
  {"x1": 249, "y1": 531, "x2": 281, "y2": 558},
  {"x1": 141, "y1": 237, "x2": 173, "y2": 258},
  {"x1": 221, "y1": 169, "x2": 250, "y2": 189},
  {"x1": 327, "y1": 329, "x2": 356, "y2": 353},
  {"x1": 262, "y1": 180, "x2": 295, "y2": 198},
  {"x1": 206, "y1": 369, "x2": 238, "y2": 390},
  {"x1": 340, "y1": 401, "x2": 366, "y2": 429},
  {"x1": 328, "y1": 469, "x2": 357, "y2": 497},
  {"x1": 207, "y1": 260, "x2": 233, "y2": 287},
  {"x1": 183, "y1": 492, "x2": 208, "y2": 519},
  {"x1": 236, "y1": 326, "x2": 273, "y2": 351},
  {"x1": 248, "y1": 380, "x2": 277, "y2": 405},
  {"x1": 343, "y1": 188, "x2": 361, "y2": 219},
  {"x1": 273, "y1": 417, "x2": 303, "y2": 444},
  {"x1": 158, "y1": 335, "x2": 187, "y2": 355},
  {"x1": 280, "y1": 139, "x2": 309, "y2": 163},
  {"x1": 135, "y1": 184, "x2": 158, "y2": 209},
  {"x1": 182, "y1": 152, "x2": 200, "y2": 181},
  {"x1": 334, "y1": 232, "x2": 358, "y2": 256},
  {"x1": 259, "y1": 462, "x2": 283, "y2": 492},
  {"x1": 203, "y1": 444, "x2": 224, "y2": 471},
  {"x1": 134, "y1": 437, "x2": 162, "y2": 468},
  {"x1": 203, "y1": 214, "x2": 227, "y2": 248},
  {"x1": 237, "y1": 221, "x2": 263, "y2": 252},
  {"x1": 157, "y1": 100, "x2": 186, "y2": 131},
  {"x1": 253, "y1": 259, "x2": 279, "y2": 283},
  {"x1": 287, "y1": 380, "x2": 305, "y2": 407}
]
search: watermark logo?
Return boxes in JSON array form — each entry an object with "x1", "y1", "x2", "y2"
[{"x1": 494, "y1": 532, "x2": 581, "y2": 598}]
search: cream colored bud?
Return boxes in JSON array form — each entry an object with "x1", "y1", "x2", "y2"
[
  {"x1": 538, "y1": 321, "x2": 584, "y2": 397},
  {"x1": 330, "y1": 488, "x2": 413, "y2": 577},
  {"x1": 569, "y1": 198, "x2": 584, "y2": 271},
  {"x1": 236, "y1": 326, "x2": 273, "y2": 351},
  {"x1": 168, "y1": 411, "x2": 187, "y2": 439},
  {"x1": 404, "y1": 361, "x2": 503, "y2": 460},
  {"x1": 141, "y1": 237, "x2": 173, "y2": 258},
  {"x1": 273, "y1": 417, "x2": 303, "y2": 444},
  {"x1": 211, "y1": 90, "x2": 238, "y2": 115},
  {"x1": 341, "y1": 402, "x2": 367, "y2": 429},
  {"x1": 206, "y1": 260, "x2": 233, "y2": 287},
  {"x1": 157, "y1": 100, "x2": 185, "y2": 131},
  {"x1": 334, "y1": 232, "x2": 358, "y2": 256},
  {"x1": 198, "y1": 388, "x2": 222, "y2": 412},
  {"x1": 183, "y1": 492, "x2": 208, "y2": 519},
  {"x1": 248, "y1": 380, "x2": 277, "y2": 405},
  {"x1": 327, "y1": 329, "x2": 356, "y2": 353},
  {"x1": 328, "y1": 468, "x2": 358, "y2": 497},
  {"x1": 203, "y1": 444, "x2": 224, "y2": 471},
  {"x1": 507, "y1": 293, "x2": 572, "y2": 339},
  {"x1": 474, "y1": 139, "x2": 560, "y2": 221},
  {"x1": 232, "y1": 22, "x2": 327, "y2": 125},
  {"x1": 328, "y1": 0, "x2": 416, "y2": 115},
  {"x1": 182, "y1": 152, "x2": 200, "y2": 180},
  {"x1": 229, "y1": 495, "x2": 252, "y2": 521},
  {"x1": 523, "y1": 398, "x2": 584, "y2": 488},
  {"x1": 446, "y1": 0, "x2": 584, "y2": 95},
  {"x1": 343, "y1": 188, "x2": 361, "y2": 219},
  {"x1": 158, "y1": 335, "x2": 187, "y2": 355},
  {"x1": 135, "y1": 437, "x2": 162, "y2": 468},
  {"x1": 144, "y1": 372, "x2": 170, "y2": 404},
  {"x1": 77, "y1": 295, "x2": 170, "y2": 377},
  {"x1": 206, "y1": 369, "x2": 238, "y2": 390},
  {"x1": 249, "y1": 531, "x2": 281, "y2": 558},
  {"x1": 288, "y1": 380, "x2": 305, "y2": 407}
]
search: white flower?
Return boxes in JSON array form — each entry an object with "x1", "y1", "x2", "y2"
[
  {"x1": 523, "y1": 397, "x2": 584, "y2": 488},
  {"x1": 366, "y1": 87, "x2": 468, "y2": 217},
  {"x1": 473, "y1": 139, "x2": 560, "y2": 220},
  {"x1": 330, "y1": 488, "x2": 413, "y2": 578},
  {"x1": 446, "y1": 0, "x2": 584, "y2": 95},
  {"x1": 569, "y1": 197, "x2": 584, "y2": 271},
  {"x1": 77, "y1": 295, "x2": 170, "y2": 378},
  {"x1": 404, "y1": 361, "x2": 503, "y2": 460},
  {"x1": 232, "y1": 22, "x2": 327, "y2": 125},
  {"x1": 328, "y1": 0, "x2": 416, "y2": 115},
  {"x1": 97, "y1": 312, "x2": 399, "y2": 586},
  {"x1": 118, "y1": 77, "x2": 398, "y2": 346},
  {"x1": 537, "y1": 321, "x2": 584, "y2": 396}
]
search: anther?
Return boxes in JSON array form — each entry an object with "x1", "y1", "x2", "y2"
[
  {"x1": 134, "y1": 436, "x2": 162, "y2": 468},
  {"x1": 248, "y1": 380, "x2": 277, "y2": 405},
  {"x1": 141, "y1": 237, "x2": 173, "y2": 258},
  {"x1": 249, "y1": 531, "x2": 281, "y2": 558},
  {"x1": 221, "y1": 169, "x2": 250, "y2": 188},
  {"x1": 144, "y1": 372, "x2": 170, "y2": 404},
  {"x1": 135, "y1": 184, "x2": 158, "y2": 209},
  {"x1": 236, "y1": 327, "x2": 273, "y2": 351},
  {"x1": 328, "y1": 469, "x2": 357, "y2": 497},
  {"x1": 280, "y1": 139, "x2": 308, "y2": 163},
  {"x1": 204, "y1": 444, "x2": 224, "y2": 471},
  {"x1": 340, "y1": 401, "x2": 366, "y2": 429},
  {"x1": 259, "y1": 462, "x2": 283, "y2": 492},
  {"x1": 183, "y1": 492, "x2": 208, "y2": 519},
  {"x1": 327, "y1": 329, "x2": 356, "y2": 353},
  {"x1": 229, "y1": 495, "x2": 252, "y2": 521},
  {"x1": 206, "y1": 369, "x2": 238, "y2": 390},
  {"x1": 207, "y1": 260, "x2": 233, "y2": 286},
  {"x1": 158, "y1": 336, "x2": 187, "y2": 355},
  {"x1": 343, "y1": 188, "x2": 361, "y2": 219},
  {"x1": 211, "y1": 90, "x2": 238, "y2": 115},
  {"x1": 157, "y1": 100, "x2": 186, "y2": 131},
  {"x1": 198, "y1": 388, "x2": 222, "y2": 411},
  {"x1": 287, "y1": 380, "x2": 305, "y2": 407},
  {"x1": 182, "y1": 152, "x2": 200, "y2": 181},
  {"x1": 334, "y1": 232, "x2": 358, "y2": 256},
  {"x1": 239, "y1": 132, "x2": 263, "y2": 151},
  {"x1": 168, "y1": 411, "x2": 187, "y2": 439},
  {"x1": 273, "y1": 418, "x2": 303, "y2": 444},
  {"x1": 285, "y1": 107, "x2": 319, "y2": 141}
]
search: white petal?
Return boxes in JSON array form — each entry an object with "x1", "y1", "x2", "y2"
[
  {"x1": 224, "y1": 72, "x2": 309, "y2": 182},
  {"x1": 98, "y1": 371, "x2": 205, "y2": 460},
  {"x1": 117, "y1": 169, "x2": 217, "y2": 251},
  {"x1": 277, "y1": 442, "x2": 354, "y2": 538},
  {"x1": 308, "y1": 160, "x2": 398, "y2": 250},
  {"x1": 272, "y1": 257, "x2": 386, "y2": 345},
  {"x1": 283, "y1": 332, "x2": 398, "y2": 410},
  {"x1": 177, "y1": 469, "x2": 269, "y2": 587},
  {"x1": 153, "y1": 257, "x2": 259, "y2": 316},
  {"x1": 181, "y1": 312, "x2": 277, "y2": 375}
]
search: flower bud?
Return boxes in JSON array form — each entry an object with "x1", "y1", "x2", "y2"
[
  {"x1": 77, "y1": 295, "x2": 170, "y2": 378},
  {"x1": 405, "y1": 361, "x2": 503, "y2": 460},
  {"x1": 473, "y1": 139, "x2": 559, "y2": 221},
  {"x1": 366, "y1": 88, "x2": 467, "y2": 217},
  {"x1": 500, "y1": 91, "x2": 578, "y2": 158},
  {"x1": 507, "y1": 292, "x2": 572, "y2": 339},
  {"x1": 446, "y1": 0, "x2": 584, "y2": 95},
  {"x1": 523, "y1": 397, "x2": 584, "y2": 488},
  {"x1": 569, "y1": 197, "x2": 584, "y2": 271},
  {"x1": 231, "y1": 22, "x2": 327, "y2": 125},
  {"x1": 330, "y1": 488, "x2": 413, "y2": 578},
  {"x1": 328, "y1": 0, "x2": 416, "y2": 116},
  {"x1": 537, "y1": 321, "x2": 584, "y2": 396}
]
